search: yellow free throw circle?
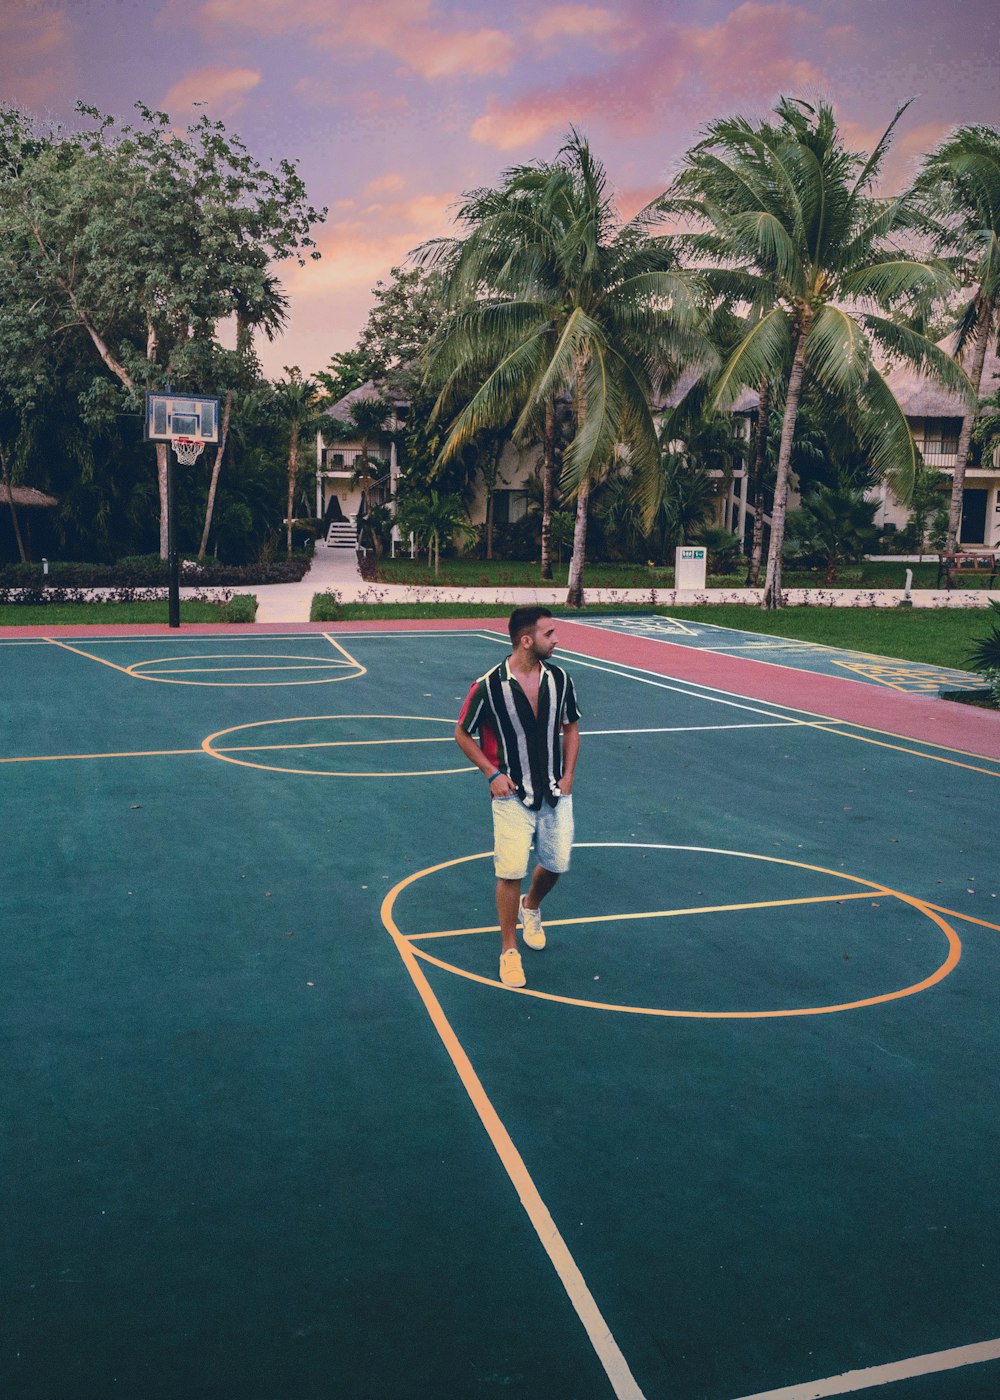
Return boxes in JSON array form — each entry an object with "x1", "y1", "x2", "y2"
[
  {"x1": 126, "y1": 652, "x2": 365, "y2": 687},
  {"x1": 202, "y1": 714, "x2": 471, "y2": 777},
  {"x1": 381, "y1": 843, "x2": 961, "y2": 1018}
]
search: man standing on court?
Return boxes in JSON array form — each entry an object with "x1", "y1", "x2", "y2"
[{"x1": 455, "y1": 607, "x2": 580, "y2": 988}]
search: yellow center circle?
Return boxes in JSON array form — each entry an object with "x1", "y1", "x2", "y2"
[
  {"x1": 127, "y1": 653, "x2": 364, "y2": 687},
  {"x1": 381, "y1": 843, "x2": 961, "y2": 1018},
  {"x1": 202, "y1": 714, "x2": 472, "y2": 776}
]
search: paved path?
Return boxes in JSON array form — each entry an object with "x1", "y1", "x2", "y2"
[{"x1": 244, "y1": 547, "x2": 997, "y2": 622}]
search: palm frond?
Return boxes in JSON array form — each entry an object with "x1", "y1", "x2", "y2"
[
  {"x1": 854, "y1": 365, "x2": 922, "y2": 502},
  {"x1": 804, "y1": 305, "x2": 869, "y2": 396},
  {"x1": 860, "y1": 313, "x2": 975, "y2": 400},
  {"x1": 711, "y1": 307, "x2": 792, "y2": 411}
]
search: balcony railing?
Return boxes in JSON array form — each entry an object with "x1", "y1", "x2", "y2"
[{"x1": 320, "y1": 447, "x2": 389, "y2": 473}]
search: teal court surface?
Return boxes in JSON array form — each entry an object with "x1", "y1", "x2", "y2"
[
  {"x1": 2, "y1": 618, "x2": 1000, "y2": 1400},
  {"x1": 575, "y1": 614, "x2": 987, "y2": 694}
]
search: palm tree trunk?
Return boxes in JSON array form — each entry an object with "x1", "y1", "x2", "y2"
[
  {"x1": 747, "y1": 378, "x2": 769, "y2": 586},
  {"x1": 762, "y1": 331, "x2": 808, "y2": 609},
  {"x1": 540, "y1": 398, "x2": 556, "y2": 580},
  {"x1": 286, "y1": 424, "x2": 300, "y2": 554},
  {"x1": 565, "y1": 478, "x2": 590, "y2": 607},
  {"x1": 566, "y1": 365, "x2": 590, "y2": 608},
  {"x1": 0, "y1": 442, "x2": 28, "y2": 563},
  {"x1": 198, "y1": 389, "x2": 232, "y2": 560},
  {"x1": 946, "y1": 295, "x2": 994, "y2": 552}
]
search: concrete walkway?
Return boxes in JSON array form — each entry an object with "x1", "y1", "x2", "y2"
[{"x1": 242, "y1": 548, "x2": 997, "y2": 622}]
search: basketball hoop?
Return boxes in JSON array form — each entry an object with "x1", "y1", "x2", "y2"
[{"x1": 172, "y1": 436, "x2": 206, "y2": 465}]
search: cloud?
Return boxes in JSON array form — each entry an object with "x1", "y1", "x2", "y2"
[
  {"x1": 196, "y1": 0, "x2": 515, "y2": 79},
  {"x1": 530, "y1": 5, "x2": 630, "y2": 44},
  {"x1": 284, "y1": 189, "x2": 457, "y2": 295},
  {"x1": 471, "y1": 93, "x2": 587, "y2": 151},
  {"x1": 0, "y1": 7, "x2": 75, "y2": 108},
  {"x1": 162, "y1": 66, "x2": 262, "y2": 118},
  {"x1": 362, "y1": 172, "x2": 407, "y2": 196},
  {"x1": 472, "y1": 2, "x2": 833, "y2": 151}
]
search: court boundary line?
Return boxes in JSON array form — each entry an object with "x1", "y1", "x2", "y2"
[
  {"x1": 389, "y1": 844, "x2": 961, "y2": 1020},
  {"x1": 380, "y1": 871, "x2": 648, "y2": 1400},
  {"x1": 551, "y1": 646, "x2": 1000, "y2": 777},
  {"x1": 730, "y1": 1335, "x2": 1000, "y2": 1399}
]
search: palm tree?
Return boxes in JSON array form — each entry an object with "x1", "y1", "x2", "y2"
[
  {"x1": 272, "y1": 368, "x2": 320, "y2": 554},
  {"x1": 911, "y1": 126, "x2": 1000, "y2": 551},
  {"x1": 667, "y1": 97, "x2": 970, "y2": 607},
  {"x1": 345, "y1": 393, "x2": 392, "y2": 517},
  {"x1": 423, "y1": 131, "x2": 706, "y2": 606}
]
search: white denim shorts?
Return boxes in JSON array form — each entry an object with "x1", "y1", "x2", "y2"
[{"x1": 492, "y1": 795, "x2": 574, "y2": 880}]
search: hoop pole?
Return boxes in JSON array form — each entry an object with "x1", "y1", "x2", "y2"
[{"x1": 167, "y1": 450, "x2": 180, "y2": 628}]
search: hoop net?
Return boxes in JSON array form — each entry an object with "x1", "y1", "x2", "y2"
[{"x1": 172, "y1": 437, "x2": 206, "y2": 465}]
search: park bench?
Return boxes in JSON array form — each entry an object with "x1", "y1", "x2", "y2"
[{"x1": 936, "y1": 552, "x2": 998, "y2": 590}]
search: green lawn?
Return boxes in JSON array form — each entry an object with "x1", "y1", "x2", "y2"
[
  {"x1": 651, "y1": 604, "x2": 989, "y2": 673},
  {"x1": 374, "y1": 556, "x2": 961, "y2": 591}
]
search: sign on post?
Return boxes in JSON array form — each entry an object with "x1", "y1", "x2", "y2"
[{"x1": 674, "y1": 545, "x2": 707, "y2": 590}]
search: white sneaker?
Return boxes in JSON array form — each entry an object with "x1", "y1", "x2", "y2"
[
  {"x1": 519, "y1": 897, "x2": 546, "y2": 950},
  {"x1": 499, "y1": 949, "x2": 526, "y2": 987}
]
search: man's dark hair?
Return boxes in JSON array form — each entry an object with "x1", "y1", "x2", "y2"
[{"x1": 509, "y1": 606, "x2": 553, "y2": 646}]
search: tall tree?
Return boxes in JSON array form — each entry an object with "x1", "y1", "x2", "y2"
[
  {"x1": 667, "y1": 97, "x2": 969, "y2": 606},
  {"x1": 911, "y1": 126, "x2": 1000, "y2": 550},
  {"x1": 0, "y1": 102, "x2": 324, "y2": 557},
  {"x1": 423, "y1": 130, "x2": 707, "y2": 606}
]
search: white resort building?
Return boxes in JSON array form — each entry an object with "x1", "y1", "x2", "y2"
[{"x1": 315, "y1": 344, "x2": 999, "y2": 556}]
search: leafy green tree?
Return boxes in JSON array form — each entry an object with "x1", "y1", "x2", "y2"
[
  {"x1": 0, "y1": 102, "x2": 324, "y2": 557},
  {"x1": 911, "y1": 126, "x2": 1000, "y2": 550},
  {"x1": 667, "y1": 97, "x2": 968, "y2": 606},
  {"x1": 316, "y1": 350, "x2": 369, "y2": 404},
  {"x1": 356, "y1": 265, "x2": 450, "y2": 394},
  {"x1": 424, "y1": 130, "x2": 706, "y2": 606}
]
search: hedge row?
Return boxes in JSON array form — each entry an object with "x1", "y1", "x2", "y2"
[{"x1": 0, "y1": 554, "x2": 311, "y2": 587}]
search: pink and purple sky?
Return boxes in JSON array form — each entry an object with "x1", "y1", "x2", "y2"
[{"x1": 3, "y1": 0, "x2": 998, "y2": 377}]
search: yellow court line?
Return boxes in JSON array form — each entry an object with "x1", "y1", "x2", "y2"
[
  {"x1": 385, "y1": 845, "x2": 961, "y2": 1019},
  {"x1": 139, "y1": 663, "x2": 356, "y2": 675},
  {"x1": 0, "y1": 747, "x2": 203, "y2": 764},
  {"x1": 380, "y1": 882, "x2": 648, "y2": 1400},
  {"x1": 407, "y1": 890, "x2": 879, "y2": 941},
  {"x1": 808, "y1": 724, "x2": 1000, "y2": 779},
  {"x1": 45, "y1": 636, "x2": 132, "y2": 674},
  {"x1": 323, "y1": 632, "x2": 368, "y2": 676},
  {"x1": 923, "y1": 902, "x2": 1000, "y2": 934},
  {"x1": 218, "y1": 735, "x2": 455, "y2": 753},
  {"x1": 730, "y1": 1334, "x2": 1000, "y2": 1399}
]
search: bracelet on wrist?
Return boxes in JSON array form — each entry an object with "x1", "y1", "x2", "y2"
[{"x1": 487, "y1": 770, "x2": 502, "y2": 783}]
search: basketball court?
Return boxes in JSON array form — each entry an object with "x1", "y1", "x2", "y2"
[{"x1": 2, "y1": 616, "x2": 999, "y2": 1399}]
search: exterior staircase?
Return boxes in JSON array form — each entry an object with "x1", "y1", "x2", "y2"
[{"x1": 325, "y1": 520, "x2": 358, "y2": 551}]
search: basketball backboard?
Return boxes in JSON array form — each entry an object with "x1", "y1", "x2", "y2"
[{"x1": 145, "y1": 393, "x2": 220, "y2": 446}]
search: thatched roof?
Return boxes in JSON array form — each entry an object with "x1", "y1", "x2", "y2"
[
  {"x1": 882, "y1": 334, "x2": 1000, "y2": 419},
  {"x1": 0, "y1": 484, "x2": 58, "y2": 508},
  {"x1": 324, "y1": 381, "x2": 408, "y2": 426}
]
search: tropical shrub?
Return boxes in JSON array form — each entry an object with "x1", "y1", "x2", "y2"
[
  {"x1": 967, "y1": 601, "x2": 1000, "y2": 702},
  {"x1": 692, "y1": 526, "x2": 743, "y2": 574},
  {"x1": 310, "y1": 590, "x2": 342, "y2": 621},
  {"x1": 222, "y1": 594, "x2": 257, "y2": 622}
]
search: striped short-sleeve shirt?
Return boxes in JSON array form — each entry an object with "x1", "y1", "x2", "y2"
[{"x1": 458, "y1": 658, "x2": 580, "y2": 810}]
